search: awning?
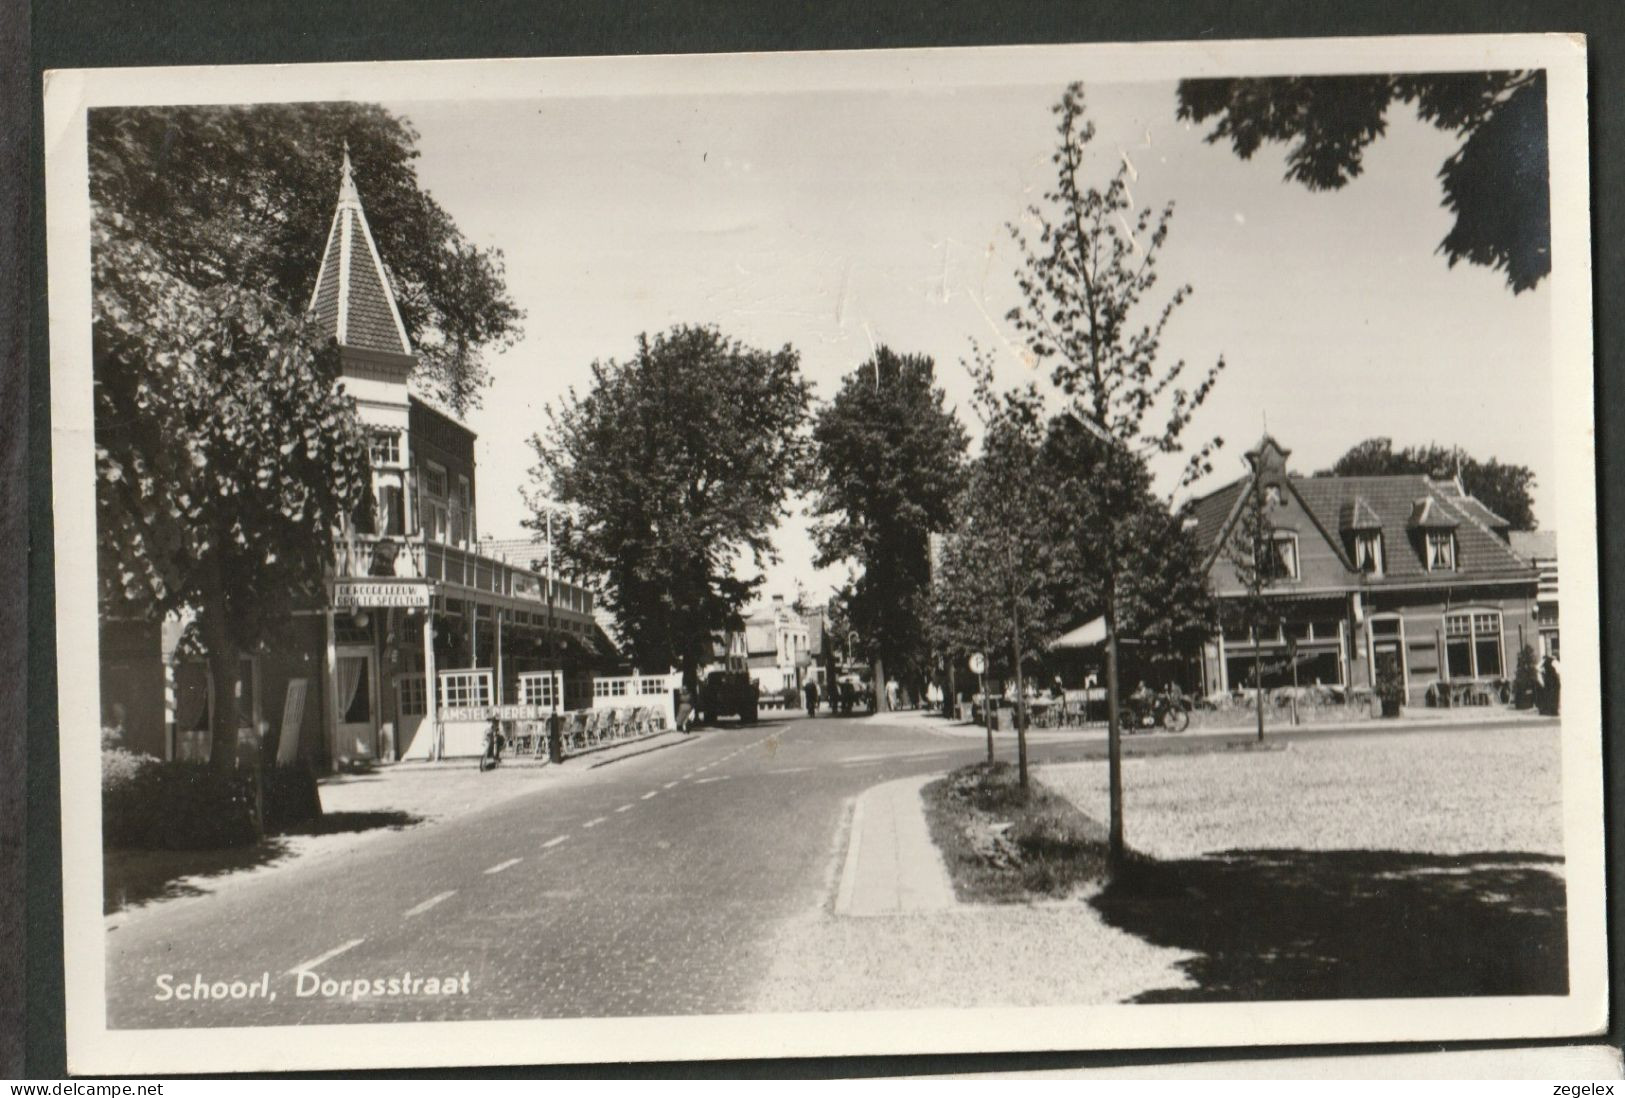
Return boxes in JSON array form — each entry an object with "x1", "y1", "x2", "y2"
[{"x1": 1050, "y1": 616, "x2": 1107, "y2": 650}]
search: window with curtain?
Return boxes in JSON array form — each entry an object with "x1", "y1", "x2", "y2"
[
  {"x1": 1259, "y1": 531, "x2": 1299, "y2": 580},
  {"x1": 1355, "y1": 531, "x2": 1384, "y2": 575},
  {"x1": 1426, "y1": 530, "x2": 1457, "y2": 570}
]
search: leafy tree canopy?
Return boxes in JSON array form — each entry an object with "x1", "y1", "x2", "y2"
[
  {"x1": 1315, "y1": 436, "x2": 1537, "y2": 530},
  {"x1": 89, "y1": 102, "x2": 524, "y2": 413},
  {"x1": 1176, "y1": 71, "x2": 1549, "y2": 293},
  {"x1": 528, "y1": 325, "x2": 812, "y2": 682},
  {"x1": 1039, "y1": 416, "x2": 1214, "y2": 676},
  {"x1": 93, "y1": 217, "x2": 373, "y2": 768},
  {"x1": 811, "y1": 347, "x2": 969, "y2": 688}
]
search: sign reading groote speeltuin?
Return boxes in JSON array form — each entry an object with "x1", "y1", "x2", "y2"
[{"x1": 332, "y1": 580, "x2": 432, "y2": 609}]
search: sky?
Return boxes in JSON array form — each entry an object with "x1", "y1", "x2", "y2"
[{"x1": 384, "y1": 77, "x2": 1553, "y2": 609}]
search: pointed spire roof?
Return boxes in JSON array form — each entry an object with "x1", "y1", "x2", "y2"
[
  {"x1": 308, "y1": 147, "x2": 414, "y2": 358},
  {"x1": 1244, "y1": 432, "x2": 1291, "y2": 476}
]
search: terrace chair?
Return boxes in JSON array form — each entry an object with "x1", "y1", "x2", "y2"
[{"x1": 564, "y1": 710, "x2": 589, "y2": 753}]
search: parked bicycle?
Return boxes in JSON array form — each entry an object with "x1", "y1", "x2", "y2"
[{"x1": 479, "y1": 713, "x2": 506, "y2": 771}]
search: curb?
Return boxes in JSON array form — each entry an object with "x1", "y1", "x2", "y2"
[
  {"x1": 834, "y1": 774, "x2": 958, "y2": 917},
  {"x1": 585, "y1": 733, "x2": 700, "y2": 769},
  {"x1": 833, "y1": 792, "x2": 867, "y2": 915}
]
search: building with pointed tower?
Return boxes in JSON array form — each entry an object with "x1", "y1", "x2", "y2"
[
  {"x1": 1187, "y1": 434, "x2": 1542, "y2": 706},
  {"x1": 99, "y1": 152, "x2": 614, "y2": 768}
]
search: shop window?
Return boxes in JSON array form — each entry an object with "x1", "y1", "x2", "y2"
[{"x1": 1445, "y1": 610, "x2": 1503, "y2": 679}]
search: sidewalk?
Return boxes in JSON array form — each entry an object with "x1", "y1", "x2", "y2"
[
  {"x1": 857, "y1": 704, "x2": 1556, "y2": 744},
  {"x1": 316, "y1": 729, "x2": 697, "y2": 820},
  {"x1": 835, "y1": 775, "x2": 957, "y2": 916},
  {"x1": 755, "y1": 769, "x2": 1195, "y2": 1010}
]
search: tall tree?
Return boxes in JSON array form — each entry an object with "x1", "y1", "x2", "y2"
[
  {"x1": 89, "y1": 103, "x2": 523, "y2": 413},
  {"x1": 810, "y1": 347, "x2": 969, "y2": 711},
  {"x1": 1221, "y1": 476, "x2": 1285, "y2": 743},
  {"x1": 1007, "y1": 82, "x2": 1226, "y2": 861},
  {"x1": 1176, "y1": 71, "x2": 1549, "y2": 293},
  {"x1": 93, "y1": 219, "x2": 373, "y2": 773},
  {"x1": 937, "y1": 359, "x2": 1058, "y2": 788},
  {"x1": 528, "y1": 325, "x2": 812, "y2": 687},
  {"x1": 928, "y1": 526, "x2": 1005, "y2": 762},
  {"x1": 1315, "y1": 437, "x2": 1537, "y2": 530}
]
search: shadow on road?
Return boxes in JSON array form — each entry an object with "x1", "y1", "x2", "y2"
[
  {"x1": 1090, "y1": 848, "x2": 1567, "y2": 1001},
  {"x1": 104, "y1": 811, "x2": 422, "y2": 914}
]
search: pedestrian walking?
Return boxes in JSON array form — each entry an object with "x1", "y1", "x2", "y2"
[{"x1": 804, "y1": 678, "x2": 819, "y2": 717}]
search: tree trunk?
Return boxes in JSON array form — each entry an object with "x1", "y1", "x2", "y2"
[
  {"x1": 1253, "y1": 637, "x2": 1265, "y2": 743},
  {"x1": 1010, "y1": 608, "x2": 1028, "y2": 791},
  {"x1": 1105, "y1": 583, "x2": 1125, "y2": 862},
  {"x1": 198, "y1": 604, "x2": 240, "y2": 776},
  {"x1": 681, "y1": 647, "x2": 698, "y2": 695},
  {"x1": 872, "y1": 656, "x2": 888, "y2": 713},
  {"x1": 979, "y1": 671, "x2": 994, "y2": 763}
]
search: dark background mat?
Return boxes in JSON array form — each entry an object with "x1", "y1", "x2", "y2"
[{"x1": 6, "y1": 0, "x2": 1622, "y2": 1079}]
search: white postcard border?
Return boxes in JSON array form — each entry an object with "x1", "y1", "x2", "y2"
[{"x1": 45, "y1": 33, "x2": 1603, "y2": 1075}]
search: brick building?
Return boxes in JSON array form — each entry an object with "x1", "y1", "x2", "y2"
[{"x1": 1189, "y1": 435, "x2": 1543, "y2": 705}]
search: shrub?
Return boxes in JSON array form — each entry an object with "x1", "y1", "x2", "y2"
[
  {"x1": 103, "y1": 751, "x2": 261, "y2": 850},
  {"x1": 1374, "y1": 663, "x2": 1405, "y2": 715}
]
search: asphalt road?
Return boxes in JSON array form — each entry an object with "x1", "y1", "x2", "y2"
[
  {"x1": 104, "y1": 711, "x2": 1514, "y2": 1028},
  {"x1": 108, "y1": 711, "x2": 989, "y2": 1027}
]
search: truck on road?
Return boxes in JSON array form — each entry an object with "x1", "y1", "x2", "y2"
[{"x1": 698, "y1": 670, "x2": 760, "y2": 725}]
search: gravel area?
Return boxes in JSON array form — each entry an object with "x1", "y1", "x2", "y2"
[
  {"x1": 752, "y1": 900, "x2": 1196, "y2": 1012},
  {"x1": 1038, "y1": 724, "x2": 1563, "y2": 859}
]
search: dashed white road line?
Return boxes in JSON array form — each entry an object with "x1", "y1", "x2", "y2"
[
  {"x1": 543, "y1": 835, "x2": 569, "y2": 848},
  {"x1": 483, "y1": 858, "x2": 522, "y2": 875},
  {"x1": 583, "y1": 816, "x2": 607, "y2": 829},
  {"x1": 403, "y1": 891, "x2": 456, "y2": 918},
  {"x1": 641, "y1": 791, "x2": 659, "y2": 800},
  {"x1": 695, "y1": 775, "x2": 729, "y2": 784},
  {"x1": 663, "y1": 780, "x2": 680, "y2": 789},
  {"x1": 615, "y1": 804, "x2": 634, "y2": 813},
  {"x1": 287, "y1": 938, "x2": 364, "y2": 975},
  {"x1": 768, "y1": 766, "x2": 812, "y2": 774}
]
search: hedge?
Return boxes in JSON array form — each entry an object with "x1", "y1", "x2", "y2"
[{"x1": 103, "y1": 749, "x2": 261, "y2": 850}]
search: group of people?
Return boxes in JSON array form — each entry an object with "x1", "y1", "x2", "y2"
[{"x1": 801, "y1": 677, "x2": 873, "y2": 716}]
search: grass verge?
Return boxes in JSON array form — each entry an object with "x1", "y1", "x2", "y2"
[{"x1": 921, "y1": 761, "x2": 1109, "y2": 903}]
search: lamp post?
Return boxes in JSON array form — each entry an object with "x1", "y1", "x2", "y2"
[{"x1": 533, "y1": 503, "x2": 564, "y2": 762}]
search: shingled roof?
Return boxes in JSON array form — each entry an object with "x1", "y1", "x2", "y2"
[
  {"x1": 307, "y1": 149, "x2": 414, "y2": 358},
  {"x1": 1190, "y1": 438, "x2": 1535, "y2": 588}
]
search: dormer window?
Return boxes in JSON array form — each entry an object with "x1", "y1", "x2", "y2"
[
  {"x1": 1354, "y1": 530, "x2": 1384, "y2": 576},
  {"x1": 1425, "y1": 530, "x2": 1457, "y2": 571}
]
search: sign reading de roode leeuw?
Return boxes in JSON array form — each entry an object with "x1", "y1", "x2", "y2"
[{"x1": 333, "y1": 581, "x2": 431, "y2": 609}]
